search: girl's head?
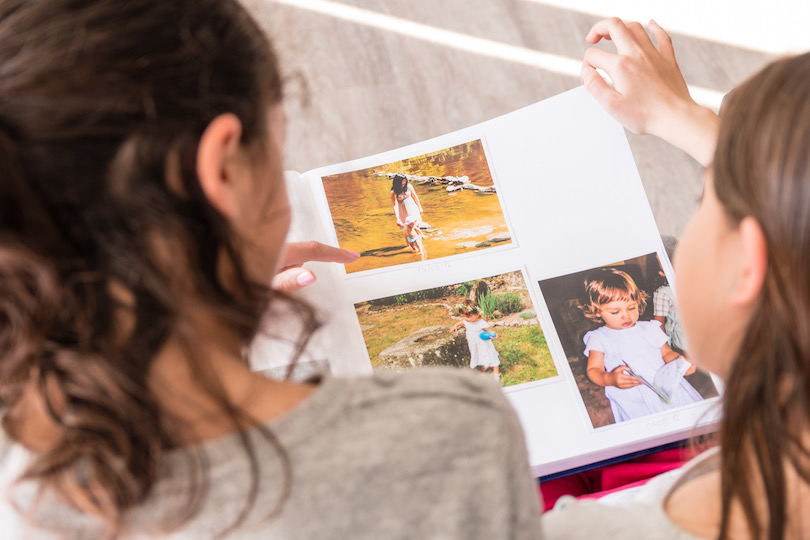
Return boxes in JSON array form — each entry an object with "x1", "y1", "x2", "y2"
[
  {"x1": 677, "y1": 52, "x2": 810, "y2": 379},
  {"x1": 457, "y1": 303, "x2": 480, "y2": 319},
  {"x1": 675, "y1": 52, "x2": 810, "y2": 539},
  {"x1": 0, "y1": 0, "x2": 297, "y2": 533},
  {"x1": 581, "y1": 268, "x2": 647, "y2": 329},
  {"x1": 405, "y1": 216, "x2": 418, "y2": 231},
  {"x1": 391, "y1": 172, "x2": 409, "y2": 194}
]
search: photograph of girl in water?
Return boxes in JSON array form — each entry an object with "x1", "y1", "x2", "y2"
[
  {"x1": 354, "y1": 270, "x2": 557, "y2": 388},
  {"x1": 538, "y1": 253, "x2": 719, "y2": 428},
  {"x1": 322, "y1": 140, "x2": 512, "y2": 273}
]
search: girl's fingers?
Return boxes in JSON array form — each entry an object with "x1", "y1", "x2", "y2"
[
  {"x1": 581, "y1": 63, "x2": 619, "y2": 112},
  {"x1": 648, "y1": 19, "x2": 675, "y2": 61},
  {"x1": 582, "y1": 46, "x2": 620, "y2": 76},
  {"x1": 625, "y1": 21, "x2": 658, "y2": 55}
]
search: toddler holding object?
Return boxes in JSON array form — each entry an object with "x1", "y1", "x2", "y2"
[
  {"x1": 452, "y1": 306, "x2": 501, "y2": 378},
  {"x1": 581, "y1": 268, "x2": 700, "y2": 422}
]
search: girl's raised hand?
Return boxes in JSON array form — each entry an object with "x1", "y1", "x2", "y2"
[
  {"x1": 272, "y1": 241, "x2": 359, "y2": 292},
  {"x1": 609, "y1": 365, "x2": 643, "y2": 389},
  {"x1": 581, "y1": 18, "x2": 719, "y2": 165}
]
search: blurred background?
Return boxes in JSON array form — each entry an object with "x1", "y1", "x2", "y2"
[{"x1": 244, "y1": 0, "x2": 809, "y2": 238}]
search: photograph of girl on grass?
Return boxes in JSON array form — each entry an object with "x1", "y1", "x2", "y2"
[
  {"x1": 322, "y1": 139, "x2": 512, "y2": 273},
  {"x1": 451, "y1": 302, "x2": 501, "y2": 380},
  {"x1": 538, "y1": 254, "x2": 719, "y2": 428},
  {"x1": 355, "y1": 270, "x2": 557, "y2": 387}
]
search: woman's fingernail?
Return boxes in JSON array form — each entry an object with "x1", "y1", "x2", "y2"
[
  {"x1": 297, "y1": 271, "x2": 316, "y2": 286},
  {"x1": 349, "y1": 250, "x2": 361, "y2": 259}
]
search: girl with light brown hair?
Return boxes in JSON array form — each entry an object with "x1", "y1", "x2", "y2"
[{"x1": 544, "y1": 18, "x2": 810, "y2": 540}]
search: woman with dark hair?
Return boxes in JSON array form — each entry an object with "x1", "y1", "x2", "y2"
[
  {"x1": 390, "y1": 172, "x2": 424, "y2": 229},
  {"x1": 0, "y1": 1, "x2": 541, "y2": 538},
  {"x1": 544, "y1": 19, "x2": 810, "y2": 540}
]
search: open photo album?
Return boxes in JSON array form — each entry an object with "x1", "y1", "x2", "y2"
[{"x1": 249, "y1": 87, "x2": 723, "y2": 479}]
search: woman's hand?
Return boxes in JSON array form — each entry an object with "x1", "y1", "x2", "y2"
[
  {"x1": 272, "y1": 241, "x2": 359, "y2": 292},
  {"x1": 581, "y1": 18, "x2": 719, "y2": 165},
  {"x1": 608, "y1": 365, "x2": 642, "y2": 389}
]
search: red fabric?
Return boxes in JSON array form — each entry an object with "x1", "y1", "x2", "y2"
[{"x1": 539, "y1": 448, "x2": 689, "y2": 511}]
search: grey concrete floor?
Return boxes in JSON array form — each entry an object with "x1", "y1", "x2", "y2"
[{"x1": 245, "y1": 0, "x2": 777, "y2": 237}]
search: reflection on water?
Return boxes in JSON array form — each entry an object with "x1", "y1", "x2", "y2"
[{"x1": 323, "y1": 140, "x2": 511, "y2": 273}]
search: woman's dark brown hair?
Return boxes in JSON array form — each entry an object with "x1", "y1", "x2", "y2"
[
  {"x1": 0, "y1": 0, "x2": 309, "y2": 536},
  {"x1": 390, "y1": 172, "x2": 409, "y2": 195},
  {"x1": 713, "y1": 51, "x2": 810, "y2": 540}
]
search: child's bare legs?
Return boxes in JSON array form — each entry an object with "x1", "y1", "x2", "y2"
[{"x1": 417, "y1": 238, "x2": 427, "y2": 261}]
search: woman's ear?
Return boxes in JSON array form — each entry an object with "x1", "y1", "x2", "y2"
[
  {"x1": 729, "y1": 216, "x2": 768, "y2": 307},
  {"x1": 196, "y1": 113, "x2": 244, "y2": 220}
]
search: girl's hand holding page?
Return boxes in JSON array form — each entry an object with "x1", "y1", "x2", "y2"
[
  {"x1": 581, "y1": 18, "x2": 720, "y2": 166},
  {"x1": 609, "y1": 365, "x2": 643, "y2": 389},
  {"x1": 684, "y1": 359, "x2": 697, "y2": 376}
]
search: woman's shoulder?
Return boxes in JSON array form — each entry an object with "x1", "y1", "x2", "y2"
[
  {"x1": 542, "y1": 497, "x2": 702, "y2": 540},
  {"x1": 543, "y1": 449, "x2": 719, "y2": 540},
  {"x1": 310, "y1": 369, "x2": 521, "y2": 452},
  {"x1": 338, "y1": 368, "x2": 508, "y2": 412}
]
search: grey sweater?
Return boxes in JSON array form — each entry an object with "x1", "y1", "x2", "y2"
[{"x1": 0, "y1": 368, "x2": 543, "y2": 539}]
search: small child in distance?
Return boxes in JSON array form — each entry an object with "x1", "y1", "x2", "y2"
[
  {"x1": 404, "y1": 216, "x2": 427, "y2": 261},
  {"x1": 452, "y1": 305, "x2": 501, "y2": 380}
]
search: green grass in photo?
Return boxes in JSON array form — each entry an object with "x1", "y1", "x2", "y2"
[{"x1": 496, "y1": 326, "x2": 557, "y2": 386}]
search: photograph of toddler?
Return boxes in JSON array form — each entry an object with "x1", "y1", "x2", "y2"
[
  {"x1": 581, "y1": 268, "x2": 701, "y2": 422},
  {"x1": 451, "y1": 304, "x2": 501, "y2": 379},
  {"x1": 355, "y1": 270, "x2": 557, "y2": 388},
  {"x1": 321, "y1": 139, "x2": 512, "y2": 273},
  {"x1": 404, "y1": 215, "x2": 427, "y2": 261},
  {"x1": 538, "y1": 253, "x2": 719, "y2": 428}
]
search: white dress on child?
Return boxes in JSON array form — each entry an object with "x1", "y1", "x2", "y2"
[
  {"x1": 463, "y1": 319, "x2": 500, "y2": 369},
  {"x1": 583, "y1": 320, "x2": 702, "y2": 423}
]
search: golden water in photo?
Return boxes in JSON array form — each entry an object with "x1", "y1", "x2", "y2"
[{"x1": 323, "y1": 140, "x2": 511, "y2": 273}]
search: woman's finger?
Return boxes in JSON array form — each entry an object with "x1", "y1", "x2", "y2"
[
  {"x1": 279, "y1": 241, "x2": 359, "y2": 268},
  {"x1": 272, "y1": 267, "x2": 316, "y2": 292}
]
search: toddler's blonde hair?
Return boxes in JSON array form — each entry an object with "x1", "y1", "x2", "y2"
[{"x1": 581, "y1": 267, "x2": 648, "y2": 323}]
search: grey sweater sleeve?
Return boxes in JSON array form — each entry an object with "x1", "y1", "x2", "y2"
[{"x1": 1, "y1": 368, "x2": 544, "y2": 540}]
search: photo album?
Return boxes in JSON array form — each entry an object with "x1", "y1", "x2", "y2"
[{"x1": 249, "y1": 87, "x2": 723, "y2": 479}]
